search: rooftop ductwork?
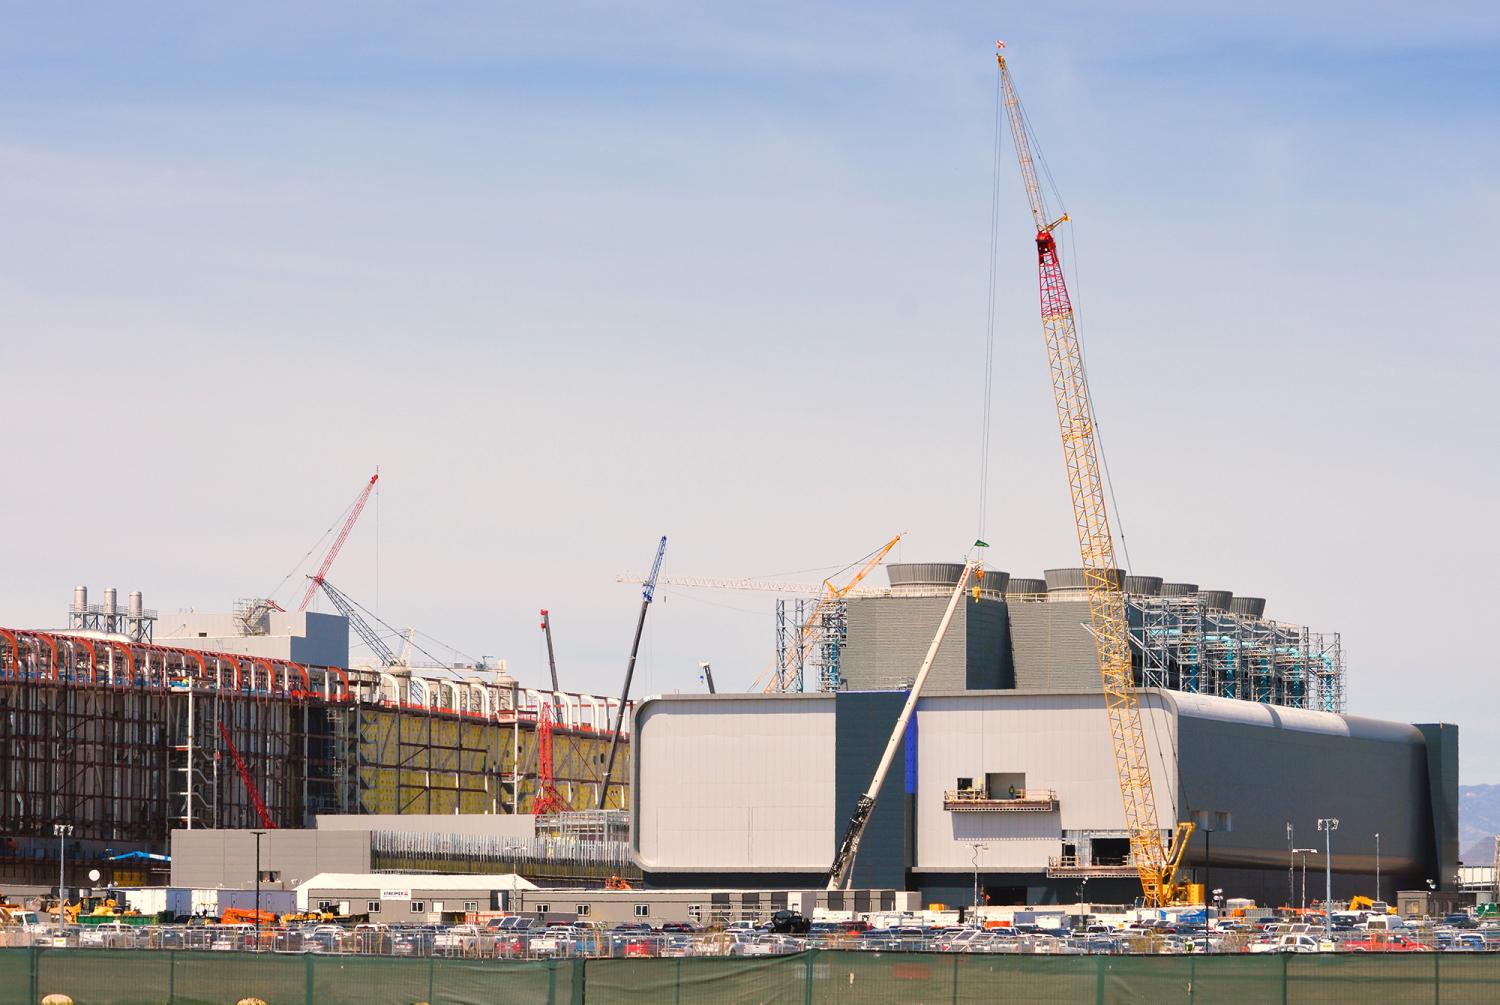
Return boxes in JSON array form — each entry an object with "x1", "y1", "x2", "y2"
[
  {"x1": 1198, "y1": 590, "x2": 1233, "y2": 611},
  {"x1": 1123, "y1": 575, "x2": 1163, "y2": 596},
  {"x1": 1160, "y1": 583, "x2": 1199, "y2": 597},
  {"x1": 1229, "y1": 596, "x2": 1266, "y2": 619}
]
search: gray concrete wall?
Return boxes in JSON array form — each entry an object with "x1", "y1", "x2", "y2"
[
  {"x1": 154, "y1": 611, "x2": 348, "y2": 668},
  {"x1": 170, "y1": 829, "x2": 371, "y2": 889}
]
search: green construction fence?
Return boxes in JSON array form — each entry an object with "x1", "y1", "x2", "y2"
[{"x1": 4, "y1": 947, "x2": 1500, "y2": 1004}]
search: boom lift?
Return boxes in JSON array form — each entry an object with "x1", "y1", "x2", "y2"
[
  {"x1": 996, "y1": 42, "x2": 1192, "y2": 906},
  {"x1": 827, "y1": 560, "x2": 975, "y2": 890}
]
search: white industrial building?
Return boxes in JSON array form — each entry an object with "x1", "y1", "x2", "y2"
[{"x1": 632, "y1": 689, "x2": 1456, "y2": 908}]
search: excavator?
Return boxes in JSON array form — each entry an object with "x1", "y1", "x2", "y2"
[{"x1": 219, "y1": 907, "x2": 277, "y2": 926}]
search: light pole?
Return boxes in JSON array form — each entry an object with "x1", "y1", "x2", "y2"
[
  {"x1": 1375, "y1": 832, "x2": 1381, "y2": 903},
  {"x1": 1192, "y1": 809, "x2": 1232, "y2": 918},
  {"x1": 1286, "y1": 823, "x2": 1294, "y2": 909},
  {"x1": 1293, "y1": 849, "x2": 1317, "y2": 913},
  {"x1": 54, "y1": 823, "x2": 73, "y2": 917},
  {"x1": 969, "y1": 843, "x2": 988, "y2": 922},
  {"x1": 250, "y1": 830, "x2": 266, "y2": 945},
  {"x1": 1318, "y1": 818, "x2": 1339, "y2": 939}
]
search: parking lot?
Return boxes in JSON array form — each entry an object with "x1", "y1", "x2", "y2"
[{"x1": 8, "y1": 910, "x2": 1500, "y2": 959}]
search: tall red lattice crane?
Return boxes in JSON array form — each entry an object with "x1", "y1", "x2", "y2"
[
  {"x1": 996, "y1": 42, "x2": 1192, "y2": 907},
  {"x1": 297, "y1": 473, "x2": 379, "y2": 613}
]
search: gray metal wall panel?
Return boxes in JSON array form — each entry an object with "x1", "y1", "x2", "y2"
[
  {"x1": 1176, "y1": 702, "x2": 1430, "y2": 876},
  {"x1": 1416, "y1": 723, "x2": 1460, "y2": 888},
  {"x1": 913, "y1": 693, "x2": 1178, "y2": 871},
  {"x1": 842, "y1": 597, "x2": 1013, "y2": 694},
  {"x1": 835, "y1": 691, "x2": 908, "y2": 890},
  {"x1": 169, "y1": 829, "x2": 372, "y2": 889},
  {"x1": 632, "y1": 695, "x2": 836, "y2": 871},
  {"x1": 1007, "y1": 601, "x2": 1099, "y2": 690}
]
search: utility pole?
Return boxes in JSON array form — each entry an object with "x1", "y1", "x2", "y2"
[
  {"x1": 1375, "y1": 832, "x2": 1381, "y2": 903},
  {"x1": 1317, "y1": 818, "x2": 1339, "y2": 939}
]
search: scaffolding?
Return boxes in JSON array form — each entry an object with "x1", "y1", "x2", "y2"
[
  {"x1": 1127, "y1": 597, "x2": 1345, "y2": 713},
  {"x1": 0, "y1": 628, "x2": 630, "y2": 866}
]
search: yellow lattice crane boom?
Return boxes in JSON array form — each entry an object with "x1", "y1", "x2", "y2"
[
  {"x1": 996, "y1": 42, "x2": 1193, "y2": 907},
  {"x1": 753, "y1": 535, "x2": 903, "y2": 692}
]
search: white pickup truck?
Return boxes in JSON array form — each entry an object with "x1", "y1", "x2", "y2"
[
  {"x1": 529, "y1": 925, "x2": 589, "y2": 957},
  {"x1": 1249, "y1": 933, "x2": 1329, "y2": 954}
]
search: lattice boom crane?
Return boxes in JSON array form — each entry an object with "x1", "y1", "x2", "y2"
[
  {"x1": 996, "y1": 42, "x2": 1193, "y2": 907},
  {"x1": 297, "y1": 473, "x2": 379, "y2": 613}
]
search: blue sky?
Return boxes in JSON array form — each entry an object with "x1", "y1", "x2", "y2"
[{"x1": 2, "y1": 4, "x2": 1498, "y2": 779}]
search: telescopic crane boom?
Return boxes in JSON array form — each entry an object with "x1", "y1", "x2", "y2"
[
  {"x1": 996, "y1": 42, "x2": 1192, "y2": 907},
  {"x1": 597, "y1": 535, "x2": 667, "y2": 809}
]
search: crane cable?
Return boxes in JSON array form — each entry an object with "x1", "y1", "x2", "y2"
[
  {"x1": 1020, "y1": 90, "x2": 1182, "y2": 798},
  {"x1": 1011, "y1": 65, "x2": 1182, "y2": 807},
  {"x1": 977, "y1": 57, "x2": 1004, "y2": 546}
]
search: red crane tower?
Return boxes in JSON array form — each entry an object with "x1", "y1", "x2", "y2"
[{"x1": 532, "y1": 703, "x2": 567, "y2": 816}]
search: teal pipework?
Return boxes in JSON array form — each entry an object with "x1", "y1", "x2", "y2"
[{"x1": 1203, "y1": 633, "x2": 1239, "y2": 700}]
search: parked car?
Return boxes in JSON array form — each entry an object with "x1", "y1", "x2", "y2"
[{"x1": 1343, "y1": 933, "x2": 1429, "y2": 953}]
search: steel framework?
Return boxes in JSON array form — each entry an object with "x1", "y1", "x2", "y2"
[{"x1": 0, "y1": 627, "x2": 629, "y2": 878}]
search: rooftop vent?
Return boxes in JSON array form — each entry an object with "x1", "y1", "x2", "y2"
[
  {"x1": 1043, "y1": 568, "x2": 1125, "y2": 600},
  {"x1": 886, "y1": 563, "x2": 1007, "y2": 597},
  {"x1": 1229, "y1": 596, "x2": 1266, "y2": 618},
  {"x1": 1198, "y1": 590, "x2": 1233, "y2": 611}
]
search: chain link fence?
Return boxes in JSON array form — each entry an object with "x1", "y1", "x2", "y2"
[{"x1": 3, "y1": 947, "x2": 1499, "y2": 1004}]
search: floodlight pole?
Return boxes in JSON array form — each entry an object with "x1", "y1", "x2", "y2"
[{"x1": 1318, "y1": 818, "x2": 1339, "y2": 939}]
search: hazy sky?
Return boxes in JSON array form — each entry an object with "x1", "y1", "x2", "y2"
[{"x1": 3, "y1": 4, "x2": 1497, "y2": 779}]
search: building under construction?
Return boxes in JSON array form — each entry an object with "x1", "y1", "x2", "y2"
[{"x1": 0, "y1": 588, "x2": 628, "y2": 887}]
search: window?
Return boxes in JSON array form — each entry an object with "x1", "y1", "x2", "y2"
[
  {"x1": 318, "y1": 901, "x2": 334, "y2": 911},
  {"x1": 634, "y1": 905, "x2": 650, "y2": 918},
  {"x1": 575, "y1": 904, "x2": 591, "y2": 917},
  {"x1": 464, "y1": 901, "x2": 478, "y2": 912},
  {"x1": 198, "y1": 632, "x2": 207, "y2": 638},
  {"x1": 367, "y1": 902, "x2": 381, "y2": 913},
  {"x1": 535, "y1": 904, "x2": 551, "y2": 915},
  {"x1": 410, "y1": 901, "x2": 425, "y2": 913},
  {"x1": 687, "y1": 905, "x2": 703, "y2": 923}
]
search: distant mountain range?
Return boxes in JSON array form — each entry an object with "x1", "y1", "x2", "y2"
[{"x1": 1460, "y1": 784, "x2": 1500, "y2": 866}]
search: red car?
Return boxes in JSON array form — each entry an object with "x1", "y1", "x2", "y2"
[{"x1": 1342, "y1": 933, "x2": 1429, "y2": 952}]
